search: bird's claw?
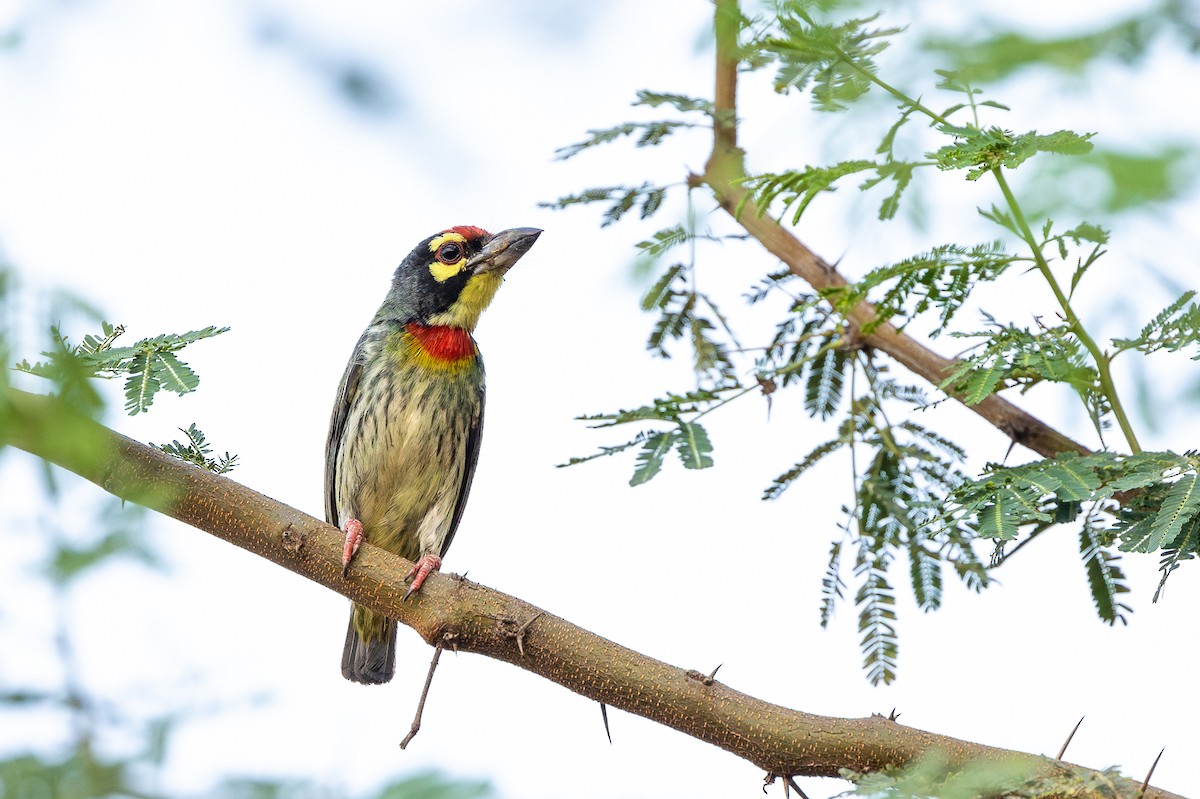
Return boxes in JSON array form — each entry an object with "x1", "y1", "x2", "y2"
[
  {"x1": 341, "y1": 518, "x2": 364, "y2": 577},
  {"x1": 403, "y1": 554, "x2": 442, "y2": 600}
]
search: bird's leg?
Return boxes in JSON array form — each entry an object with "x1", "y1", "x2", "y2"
[
  {"x1": 403, "y1": 554, "x2": 442, "y2": 599},
  {"x1": 341, "y1": 518, "x2": 364, "y2": 577}
]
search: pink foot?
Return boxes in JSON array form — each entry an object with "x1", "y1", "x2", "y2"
[
  {"x1": 403, "y1": 554, "x2": 442, "y2": 600},
  {"x1": 342, "y1": 518, "x2": 364, "y2": 577}
]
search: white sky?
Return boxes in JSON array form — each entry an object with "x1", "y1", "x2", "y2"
[{"x1": 1, "y1": 1, "x2": 1198, "y2": 798}]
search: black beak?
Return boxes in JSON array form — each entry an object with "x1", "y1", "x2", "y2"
[{"x1": 467, "y1": 227, "x2": 542, "y2": 275}]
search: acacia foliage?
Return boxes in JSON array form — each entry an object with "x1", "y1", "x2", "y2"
[{"x1": 542, "y1": 1, "x2": 1200, "y2": 683}]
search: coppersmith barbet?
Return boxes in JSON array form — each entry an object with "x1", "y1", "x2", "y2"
[{"x1": 326, "y1": 225, "x2": 541, "y2": 684}]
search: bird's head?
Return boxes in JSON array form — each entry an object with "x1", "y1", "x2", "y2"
[{"x1": 382, "y1": 225, "x2": 542, "y2": 330}]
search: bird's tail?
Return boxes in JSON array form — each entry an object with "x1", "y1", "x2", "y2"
[{"x1": 341, "y1": 605, "x2": 397, "y2": 684}]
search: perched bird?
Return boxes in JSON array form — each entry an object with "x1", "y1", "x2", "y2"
[{"x1": 326, "y1": 225, "x2": 541, "y2": 684}]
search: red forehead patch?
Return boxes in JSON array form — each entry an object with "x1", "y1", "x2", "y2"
[{"x1": 444, "y1": 225, "x2": 490, "y2": 240}]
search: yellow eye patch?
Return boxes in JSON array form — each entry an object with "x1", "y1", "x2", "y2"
[{"x1": 427, "y1": 232, "x2": 469, "y2": 282}]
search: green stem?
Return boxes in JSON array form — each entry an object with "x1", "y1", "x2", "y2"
[
  {"x1": 831, "y1": 35, "x2": 1141, "y2": 454},
  {"x1": 990, "y1": 167, "x2": 1141, "y2": 454}
]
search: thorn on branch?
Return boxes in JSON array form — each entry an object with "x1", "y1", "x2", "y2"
[
  {"x1": 1135, "y1": 748, "x2": 1165, "y2": 799},
  {"x1": 279, "y1": 523, "x2": 306, "y2": 554},
  {"x1": 685, "y1": 664, "x2": 721, "y2": 686},
  {"x1": 492, "y1": 610, "x2": 544, "y2": 657},
  {"x1": 763, "y1": 772, "x2": 810, "y2": 799},
  {"x1": 1002, "y1": 438, "x2": 1018, "y2": 464},
  {"x1": 600, "y1": 702, "x2": 613, "y2": 744},
  {"x1": 888, "y1": 708, "x2": 901, "y2": 722},
  {"x1": 1056, "y1": 716, "x2": 1084, "y2": 761}
]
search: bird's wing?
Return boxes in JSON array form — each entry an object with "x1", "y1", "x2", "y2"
[
  {"x1": 439, "y1": 373, "x2": 485, "y2": 558},
  {"x1": 324, "y1": 331, "x2": 368, "y2": 528}
]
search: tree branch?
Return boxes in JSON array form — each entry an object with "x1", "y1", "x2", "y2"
[
  {"x1": 2, "y1": 388, "x2": 1182, "y2": 799},
  {"x1": 698, "y1": 0, "x2": 1089, "y2": 462}
]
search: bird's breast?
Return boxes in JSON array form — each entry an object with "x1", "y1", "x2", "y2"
[
  {"x1": 333, "y1": 326, "x2": 484, "y2": 559},
  {"x1": 400, "y1": 323, "x2": 478, "y2": 372}
]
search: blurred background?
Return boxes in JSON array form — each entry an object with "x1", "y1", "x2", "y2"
[{"x1": 1, "y1": 1, "x2": 1198, "y2": 797}]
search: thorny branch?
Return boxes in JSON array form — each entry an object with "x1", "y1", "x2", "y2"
[
  {"x1": 2, "y1": 388, "x2": 1183, "y2": 799},
  {"x1": 697, "y1": 0, "x2": 1091, "y2": 463}
]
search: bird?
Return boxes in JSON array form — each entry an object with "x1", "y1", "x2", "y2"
[{"x1": 326, "y1": 225, "x2": 541, "y2": 684}]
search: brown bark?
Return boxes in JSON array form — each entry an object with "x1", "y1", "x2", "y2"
[
  {"x1": 699, "y1": 0, "x2": 1089, "y2": 462},
  {"x1": 1, "y1": 388, "x2": 1184, "y2": 799}
]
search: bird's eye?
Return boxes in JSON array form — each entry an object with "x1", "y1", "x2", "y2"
[{"x1": 436, "y1": 241, "x2": 464, "y2": 264}]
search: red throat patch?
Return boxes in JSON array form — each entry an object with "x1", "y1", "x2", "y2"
[
  {"x1": 405, "y1": 323, "x2": 477, "y2": 363},
  {"x1": 445, "y1": 225, "x2": 490, "y2": 240}
]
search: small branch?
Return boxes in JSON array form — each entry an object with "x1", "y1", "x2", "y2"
[
  {"x1": 710, "y1": 0, "x2": 740, "y2": 162},
  {"x1": 2, "y1": 389, "x2": 1184, "y2": 799},
  {"x1": 699, "y1": 2, "x2": 1090, "y2": 463},
  {"x1": 400, "y1": 636, "x2": 447, "y2": 749},
  {"x1": 990, "y1": 167, "x2": 1142, "y2": 454}
]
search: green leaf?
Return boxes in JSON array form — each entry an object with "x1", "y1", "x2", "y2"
[
  {"x1": 1043, "y1": 454, "x2": 1101, "y2": 501},
  {"x1": 629, "y1": 432, "x2": 674, "y2": 486},
  {"x1": 153, "y1": 423, "x2": 239, "y2": 475},
  {"x1": 1114, "y1": 291, "x2": 1200, "y2": 359},
  {"x1": 647, "y1": 291, "x2": 695, "y2": 356},
  {"x1": 763, "y1": 10, "x2": 904, "y2": 112},
  {"x1": 152, "y1": 351, "x2": 199, "y2": 395},
  {"x1": 636, "y1": 226, "x2": 689, "y2": 261},
  {"x1": 819, "y1": 541, "x2": 845, "y2": 627},
  {"x1": 958, "y1": 355, "x2": 1008, "y2": 404},
  {"x1": 634, "y1": 90, "x2": 714, "y2": 115},
  {"x1": 1154, "y1": 515, "x2": 1200, "y2": 601},
  {"x1": 804, "y1": 346, "x2": 848, "y2": 419},
  {"x1": 676, "y1": 422, "x2": 714, "y2": 470},
  {"x1": 908, "y1": 543, "x2": 943, "y2": 611},
  {"x1": 558, "y1": 431, "x2": 657, "y2": 468},
  {"x1": 1059, "y1": 221, "x2": 1109, "y2": 245},
  {"x1": 855, "y1": 570, "x2": 897, "y2": 686},
  {"x1": 1079, "y1": 523, "x2": 1130, "y2": 625},
  {"x1": 859, "y1": 161, "x2": 917, "y2": 221},
  {"x1": 976, "y1": 488, "x2": 1022, "y2": 539},
  {"x1": 933, "y1": 126, "x2": 1095, "y2": 180},
  {"x1": 828, "y1": 241, "x2": 1016, "y2": 335},
  {"x1": 1145, "y1": 473, "x2": 1200, "y2": 552},
  {"x1": 640, "y1": 263, "x2": 686, "y2": 311},
  {"x1": 764, "y1": 438, "x2": 845, "y2": 500},
  {"x1": 552, "y1": 122, "x2": 695, "y2": 160},
  {"x1": 124, "y1": 353, "x2": 161, "y2": 414},
  {"x1": 690, "y1": 316, "x2": 735, "y2": 382},
  {"x1": 538, "y1": 183, "x2": 668, "y2": 228},
  {"x1": 640, "y1": 187, "x2": 667, "y2": 219},
  {"x1": 744, "y1": 160, "x2": 876, "y2": 223}
]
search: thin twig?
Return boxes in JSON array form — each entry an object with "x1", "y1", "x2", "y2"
[
  {"x1": 1056, "y1": 717, "x2": 1084, "y2": 761},
  {"x1": 399, "y1": 637, "x2": 445, "y2": 749}
]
